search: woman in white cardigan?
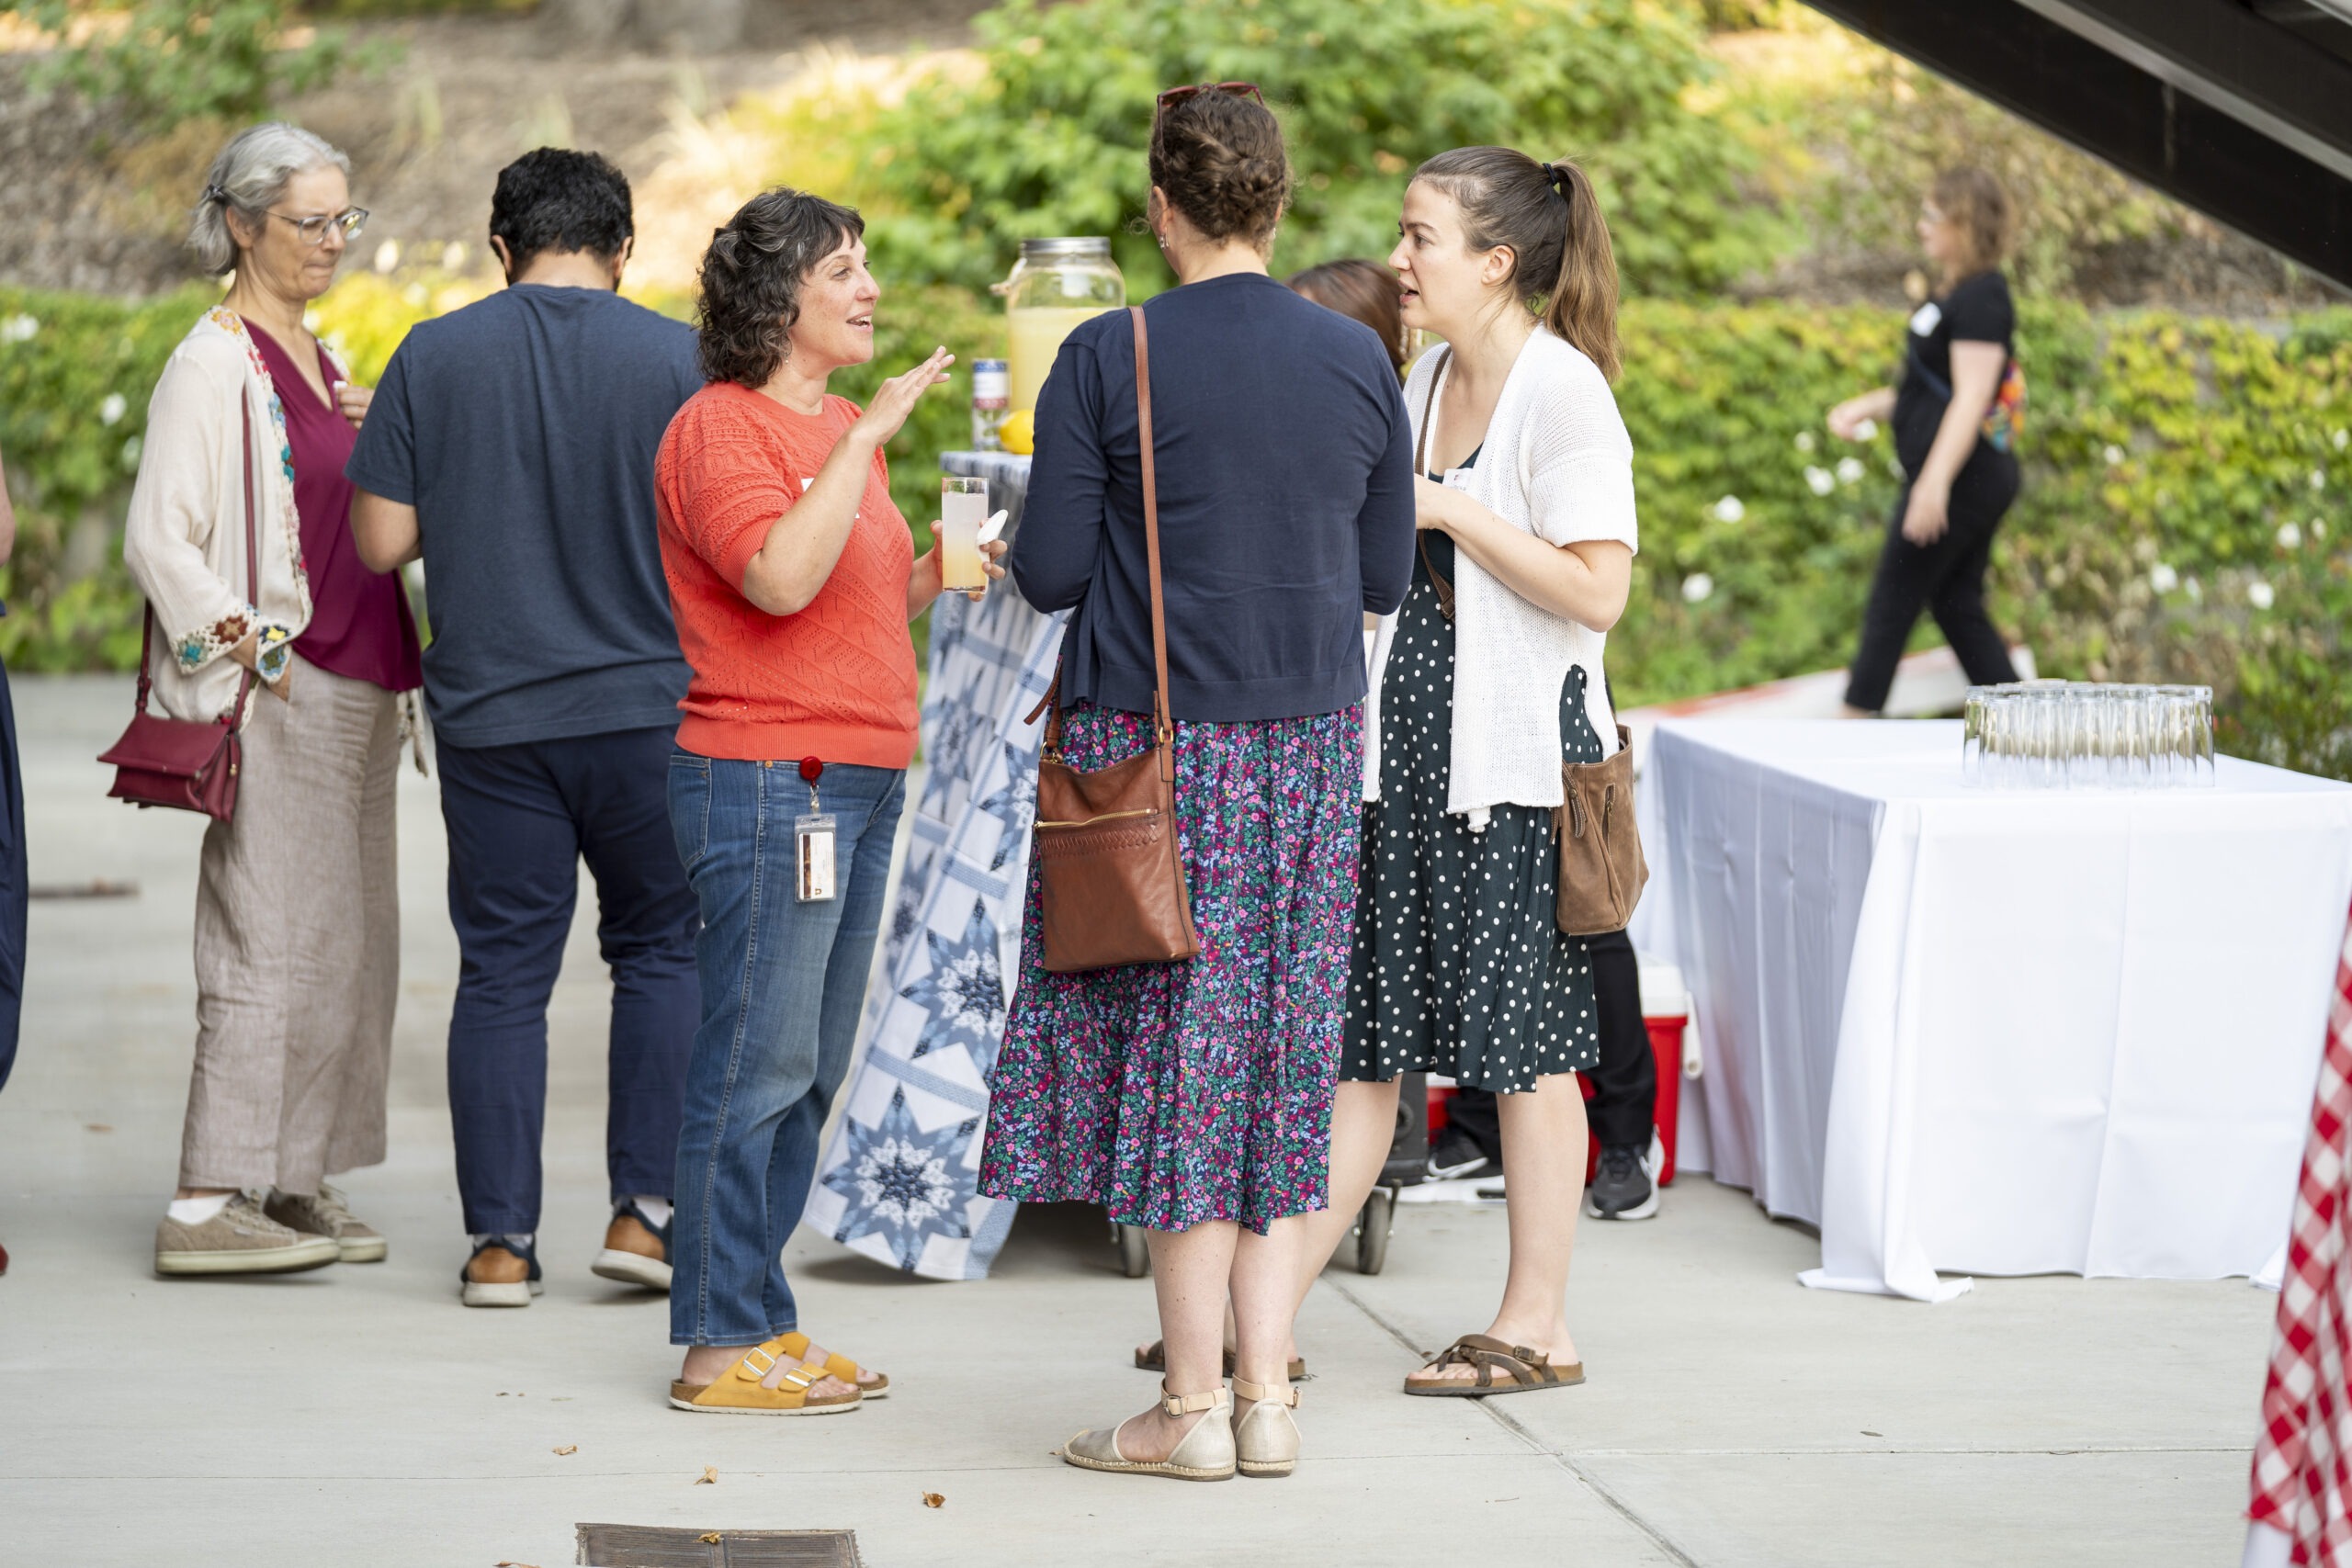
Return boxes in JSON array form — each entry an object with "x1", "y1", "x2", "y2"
[
  {"x1": 1307, "y1": 148, "x2": 1637, "y2": 1395},
  {"x1": 124, "y1": 123, "x2": 421, "y2": 1278}
]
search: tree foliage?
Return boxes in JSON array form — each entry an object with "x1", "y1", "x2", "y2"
[
  {"x1": 856, "y1": 0, "x2": 1778, "y2": 299},
  {"x1": 20, "y1": 0, "x2": 368, "y2": 133}
]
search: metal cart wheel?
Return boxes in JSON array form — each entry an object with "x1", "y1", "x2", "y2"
[
  {"x1": 1354, "y1": 1184, "x2": 1396, "y2": 1275},
  {"x1": 1114, "y1": 1222, "x2": 1151, "y2": 1279}
]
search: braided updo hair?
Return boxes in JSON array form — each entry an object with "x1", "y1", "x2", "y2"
[
  {"x1": 1149, "y1": 88, "x2": 1291, "y2": 250},
  {"x1": 695, "y1": 186, "x2": 865, "y2": 388}
]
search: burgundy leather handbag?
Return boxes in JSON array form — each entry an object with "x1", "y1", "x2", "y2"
[
  {"x1": 1024, "y1": 306, "x2": 1201, "y2": 973},
  {"x1": 97, "y1": 401, "x2": 262, "y2": 823}
]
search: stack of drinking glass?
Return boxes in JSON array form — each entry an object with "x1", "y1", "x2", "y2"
[{"x1": 1962, "y1": 681, "x2": 2215, "y2": 788}]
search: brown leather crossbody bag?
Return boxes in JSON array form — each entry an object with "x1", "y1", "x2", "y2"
[
  {"x1": 97, "y1": 400, "x2": 263, "y2": 824},
  {"x1": 1409, "y1": 347, "x2": 1647, "y2": 937},
  {"x1": 1024, "y1": 306, "x2": 1201, "y2": 973}
]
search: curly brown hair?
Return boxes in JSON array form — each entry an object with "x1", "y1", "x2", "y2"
[
  {"x1": 695, "y1": 186, "x2": 865, "y2": 388},
  {"x1": 1150, "y1": 88, "x2": 1291, "y2": 249}
]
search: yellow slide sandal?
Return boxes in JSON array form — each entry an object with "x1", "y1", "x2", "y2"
[
  {"x1": 669, "y1": 1339, "x2": 865, "y2": 1416},
  {"x1": 773, "y1": 1330, "x2": 890, "y2": 1400}
]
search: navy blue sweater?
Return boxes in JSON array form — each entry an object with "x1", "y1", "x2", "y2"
[{"x1": 1009, "y1": 272, "x2": 1416, "y2": 722}]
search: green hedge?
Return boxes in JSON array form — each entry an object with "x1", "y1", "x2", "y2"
[{"x1": 4, "y1": 279, "x2": 2346, "y2": 776}]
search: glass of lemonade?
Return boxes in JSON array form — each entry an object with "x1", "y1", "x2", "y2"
[{"x1": 941, "y1": 476, "x2": 989, "y2": 593}]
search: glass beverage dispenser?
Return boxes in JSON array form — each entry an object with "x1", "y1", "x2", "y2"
[{"x1": 999, "y1": 237, "x2": 1125, "y2": 416}]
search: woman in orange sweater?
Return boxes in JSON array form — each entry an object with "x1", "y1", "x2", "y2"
[{"x1": 653, "y1": 187, "x2": 1001, "y2": 1415}]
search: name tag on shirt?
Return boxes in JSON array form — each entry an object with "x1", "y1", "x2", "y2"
[{"x1": 1909, "y1": 300, "x2": 1942, "y2": 337}]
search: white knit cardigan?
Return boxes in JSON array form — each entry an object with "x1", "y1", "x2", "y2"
[
  {"x1": 122, "y1": 307, "x2": 321, "y2": 723},
  {"x1": 1363, "y1": 326, "x2": 1639, "y2": 814}
]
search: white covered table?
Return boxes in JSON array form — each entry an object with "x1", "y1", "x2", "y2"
[{"x1": 1635, "y1": 719, "x2": 2352, "y2": 1301}]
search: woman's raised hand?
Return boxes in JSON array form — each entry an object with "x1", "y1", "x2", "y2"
[{"x1": 854, "y1": 346, "x2": 956, "y2": 448}]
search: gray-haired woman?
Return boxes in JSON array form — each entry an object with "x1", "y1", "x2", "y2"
[{"x1": 125, "y1": 122, "x2": 422, "y2": 1278}]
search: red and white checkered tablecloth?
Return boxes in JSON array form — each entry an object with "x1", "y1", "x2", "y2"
[{"x1": 2250, "y1": 897, "x2": 2352, "y2": 1563}]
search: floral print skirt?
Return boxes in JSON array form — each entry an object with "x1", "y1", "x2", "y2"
[{"x1": 978, "y1": 703, "x2": 1363, "y2": 1235}]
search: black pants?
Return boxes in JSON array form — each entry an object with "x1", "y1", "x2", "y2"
[
  {"x1": 438, "y1": 727, "x2": 700, "y2": 1235},
  {"x1": 1448, "y1": 929, "x2": 1657, "y2": 1159},
  {"x1": 0, "y1": 657, "x2": 21, "y2": 1096},
  {"x1": 1844, "y1": 448, "x2": 2021, "y2": 713}
]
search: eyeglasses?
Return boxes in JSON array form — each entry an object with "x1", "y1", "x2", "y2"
[
  {"x1": 266, "y1": 208, "x2": 369, "y2": 247},
  {"x1": 1154, "y1": 81, "x2": 1266, "y2": 117}
]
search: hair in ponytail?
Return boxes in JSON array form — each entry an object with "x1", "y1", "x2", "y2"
[{"x1": 1412, "y1": 147, "x2": 1621, "y2": 381}]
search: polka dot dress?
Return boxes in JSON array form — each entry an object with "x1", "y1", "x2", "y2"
[{"x1": 1341, "y1": 524, "x2": 1605, "y2": 1092}]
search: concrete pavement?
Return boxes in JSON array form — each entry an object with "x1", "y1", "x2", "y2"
[{"x1": 0, "y1": 675, "x2": 2275, "y2": 1565}]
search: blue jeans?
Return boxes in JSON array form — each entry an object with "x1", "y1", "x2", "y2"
[
  {"x1": 666, "y1": 754, "x2": 905, "y2": 1347},
  {"x1": 439, "y1": 727, "x2": 699, "y2": 1236}
]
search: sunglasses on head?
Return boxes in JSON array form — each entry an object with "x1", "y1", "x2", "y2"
[{"x1": 1155, "y1": 81, "x2": 1266, "y2": 117}]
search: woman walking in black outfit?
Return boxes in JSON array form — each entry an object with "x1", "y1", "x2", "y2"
[{"x1": 1829, "y1": 166, "x2": 2023, "y2": 714}]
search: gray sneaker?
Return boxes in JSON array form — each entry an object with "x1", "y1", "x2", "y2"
[
  {"x1": 266, "y1": 1184, "x2": 388, "y2": 1263},
  {"x1": 155, "y1": 1192, "x2": 341, "y2": 1276}
]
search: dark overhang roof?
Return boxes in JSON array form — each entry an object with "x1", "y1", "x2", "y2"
[{"x1": 1804, "y1": 0, "x2": 2352, "y2": 289}]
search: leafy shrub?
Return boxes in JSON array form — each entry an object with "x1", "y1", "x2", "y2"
[
  {"x1": 21, "y1": 0, "x2": 377, "y2": 135},
  {"x1": 855, "y1": 0, "x2": 1778, "y2": 300},
  {"x1": 7, "y1": 277, "x2": 2346, "y2": 776}
]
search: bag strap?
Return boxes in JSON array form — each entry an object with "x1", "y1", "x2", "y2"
[
  {"x1": 1412, "y1": 347, "x2": 1456, "y2": 623},
  {"x1": 225, "y1": 399, "x2": 260, "y2": 728},
  {"x1": 1131, "y1": 306, "x2": 1176, "y2": 780}
]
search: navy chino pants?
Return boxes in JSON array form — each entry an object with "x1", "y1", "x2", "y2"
[{"x1": 437, "y1": 726, "x2": 699, "y2": 1236}]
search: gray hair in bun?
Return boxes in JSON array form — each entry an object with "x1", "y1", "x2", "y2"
[{"x1": 188, "y1": 121, "x2": 351, "y2": 276}]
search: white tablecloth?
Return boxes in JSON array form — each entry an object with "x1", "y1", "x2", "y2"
[{"x1": 1634, "y1": 719, "x2": 2352, "y2": 1301}]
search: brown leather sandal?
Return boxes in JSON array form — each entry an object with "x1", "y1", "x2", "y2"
[
  {"x1": 1136, "y1": 1340, "x2": 1307, "y2": 1382},
  {"x1": 1401, "y1": 1334, "x2": 1585, "y2": 1397}
]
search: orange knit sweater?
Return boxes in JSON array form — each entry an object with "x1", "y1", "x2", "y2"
[{"x1": 654, "y1": 381, "x2": 918, "y2": 767}]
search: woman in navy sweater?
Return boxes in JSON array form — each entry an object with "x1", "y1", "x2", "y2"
[{"x1": 978, "y1": 85, "x2": 1414, "y2": 1483}]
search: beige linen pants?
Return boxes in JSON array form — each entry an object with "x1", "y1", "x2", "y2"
[{"x1": 180, "y1": 653, "x2": 401, "y2": 1193}]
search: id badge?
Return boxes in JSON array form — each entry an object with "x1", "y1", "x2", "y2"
[{"x1": 796, "y1": 813, "x2": 837, "y2": 903}]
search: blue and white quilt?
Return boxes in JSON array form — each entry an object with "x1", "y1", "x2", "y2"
[{"x1": 803, "y1": 453, "x2": 1061, "y2": 1280}]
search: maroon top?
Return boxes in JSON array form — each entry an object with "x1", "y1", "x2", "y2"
[{"x1": 246, "y1": 320, "x2": 423, "y2": 693}]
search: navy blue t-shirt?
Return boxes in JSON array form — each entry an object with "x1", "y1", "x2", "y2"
[
  {"x1": 345, "y1": 285, "x2": 700, "y2": 748},
  {"x1": 1012, "y1": 272, "x2": 1416, "y2": 722}
]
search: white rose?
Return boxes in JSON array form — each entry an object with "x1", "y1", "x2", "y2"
[
  {"x1": 1853, "y1": 417, "x2": 1878, "y2": 442},
  {"x1": 99, "y1": 392, "x2": 127, "y2": 426},
  {"x1": 2247, "y1": 581, "x2": 2275, "y2": 611},
  {"x1": 1681, "y1": 572, "x2": 1714, "y2": 604},
  {"x1": 1711, "y1": 494, "x2": 1746, "y2": 525},
  {"x1": 1836, "y1": 457, "x2": 1865, "y2": 485},
  {"x1": 2103, "y1": 445, "x2": 2127, "y2": 468},
  {"x1": 2149, "y1": 563, "x2": 2179, "y2": 594},
  {"x1": 1793, "y1": 430, "x2": 1815, "y2": 453},
  {"x1": 1804, "y1": 466, "x2": 1834, "y2": 496},
  {"x1": 2278, "y1": 522, "x2": 2303, "y2": 550}
]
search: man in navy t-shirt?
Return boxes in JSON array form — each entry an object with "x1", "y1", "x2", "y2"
[{"x1": 348, "y1": 149, "x2": 703, "y2": 1310}]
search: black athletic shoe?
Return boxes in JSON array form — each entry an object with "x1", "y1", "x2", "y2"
[
  {"x1": 1428, "y1": 1125, "x2": 1495, "y2": 1181},
  {"x1": 1584, "y1": 1140, "x2": 1660, "y2": 1221}
]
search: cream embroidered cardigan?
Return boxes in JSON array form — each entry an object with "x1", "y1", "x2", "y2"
[
  {"x1": 1363, "y1": 326, "x2": 1639, "y2": 814},
  {"x1": 123, "y1": 307, "x2": 323, "y2": 723}
]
